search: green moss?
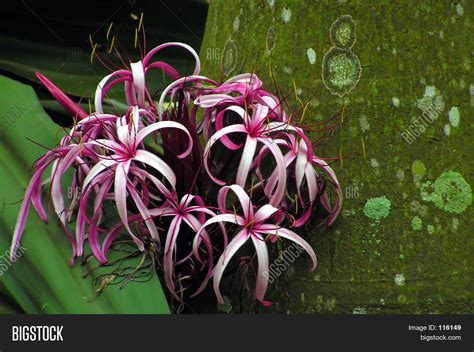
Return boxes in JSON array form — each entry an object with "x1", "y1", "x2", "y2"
[
  {"x1": 411, "y1": 216, "x2": 422, "y2": 230},
  {"x1": 421, "y1": 170, "x2": 472, "y2": 214},
  {"x1": 427, "y1": 225, "x2": 435, "y2": 235},
  {"x1": 411, "y1": 160, "x2": 426, "y2": 180},
  {"x1": 363, "y1": 196, "x2": 391, "y2": 223},
  {"x1": 330, "y1": 15, "x2": 357, "y2": 49},
  {"x1": 322, "y1": 48, "x2": 361, "y2": 96}
]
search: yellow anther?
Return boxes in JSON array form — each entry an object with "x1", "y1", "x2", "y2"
[
  {"x1": 90, "y1": 43, "x2": 98, "y2": 64},
  {"x1": 299, "y1": 102, "x2": 309, "y2": 123},
  {"x1": 361, "y1": 138, "x2": 366, "y2": 158},
  {"x1": 138, "y1": 13, "x2": 144, "y2": 31},
  {"x1": 108, "y1": 36, "x2": 115, "y2": 54},
  {"x1": 106, "y1": 22, "x2": 113, "y2": 41}
]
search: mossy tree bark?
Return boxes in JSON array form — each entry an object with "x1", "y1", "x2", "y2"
[{"x1": 199, "y1": 0, "x2": 473, "y2": 313}]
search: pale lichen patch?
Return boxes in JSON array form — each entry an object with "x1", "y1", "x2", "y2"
[
  {"x1": 232, "y1": 16, "x2": 240, "y2": 32},
  {"x1": 421, "y1": 170, "x2": 472, "y2": 214},
  {"x1": 444, "y1": 124, "x2": 451, "y2": 136},
  {"x1": 394, "y1": 273, "x2": 406, "y2": 286},
  {"x1": 363, "y1": 196, "x2": 391, "y2": 224},
  {"x1": 281, "y1": 7, "x2": 292, "y2": 23},
  {"x1": 322, "y1": 48, "x2": 361, "y2": 96},
  {"x1": 448, "y1": 106, "x2": 460, "y2": 127},
  {"x1": 330, "y1": 15, "x2": 357, "y2": 49},
  {"x1": 392, "y1": 97, "x2": 400, "y2": 107},
  {"x1": 306, "y1": 48, "x2": 316, "y2": 65}
]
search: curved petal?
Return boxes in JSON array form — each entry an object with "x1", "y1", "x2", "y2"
[
  {"x1": 183, "y1": 214, "x2": 214, "y2": 297},
  {"x1": 250, "y1": 233, "x2": 269, "y2": 302},
  {"x1": 142, "y1": 42, "x2": 202, "y2": 75},
  {"x1": 213, "y1": 230, "x2": 249, "y2": 304},
  {"x1": 264, "y1": 150, "x2": 296, "y2": 198},
  {"x1": 130, "y1": 61, "x2": 146, "y2": 107},
  {"x1": 128, "y1": 183, "x2": 159, "y2": 241},
  {"x1": 236, "y1": 136, "x2": 257, "y2": 187},
  {"x1": 217, "y1": 185, "x2": 253, "y2": 221},
  {"x1": 295, "y1": 140, "x2": 308, "y2": 192},
  {"x1": 198, "y1": 213, "x2": 245, "y2": 233},
  {"x1": 158, "y1": 75, "x2": 217, "y2": 119},
  {"x1": 51, "y1": 146, "x2": 82, "y2": 224},
  {"x1": 115, "y1": 160, "x2": 144, "y2": 250},
  {"x1": 89, "y1": 139, "x2": 125, "y2": 154},
  {"x1": 163, "y1": 216, "x2": 183, "y2": 300},
  {"x1": 203, "y1": 124, "x2": 247, "y2": 185},
  {"x1": 257, "y1": 138, "x2": 286, "y2": 206},
  {"x1": 10, "y1": 162, "x2": 54, "y2": 259},
  {"x1": 83, "y1": 159, "x2": 117, "y2": 189},
  {"x1": 136, "y1": 121, "x2": 193, "y2": 159},
  {"x1": 145, "y1": 61, "x2": 180, "y2": 81},
  {"x1": 254, "y1": 204, "x2": 279, "y2": 224},
  {"x1": 194, "y1": 94, "x2": 235, "y2": 108},
  {"x1": 252, "y1": 104, "x2": 269, "y2": 128},
  {"x1": 130, "y1": 166, "x2": 174, "y2": 200},
  {"x1": 312, "y1": 157, "x2": 342, "y2": 226},
  {"x1": 94, "y1": 70, "x2": 131, "y2": 113},
  {"x1": 305, "y1": 163, "x2": 318, "y2": 203},
  {"x1": 133, "y1": 149, "x2": 176, "y2": 187}
]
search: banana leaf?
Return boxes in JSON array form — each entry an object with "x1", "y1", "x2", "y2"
[{"x1": 0, "y1": 75, "x2": 170, "y2": 314}]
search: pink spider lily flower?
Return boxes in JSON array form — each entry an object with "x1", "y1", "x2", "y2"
[
  {"x1": 251, "y1": 135, "x2": 313, "y2": 226},
  {"x1": 203, "y1": 104, "x2": 287, "y2": 206},
  {"x1": 312, "y1": 156, "x2": 343, "y2": 226},
  {"x1": 10, "y1": 125, "x2": 109, "y2": 262},
  {"x1": 193, "y1": 73, "x2": 287, "y2": 141},
  {"x1": 193, "y1": 73, "x2": 263, "y2": 108},
  {"x1": 95, "y1": 42, "x2": 201, "y2": 114},
  {"x1": 10, "y1": 145, "x2": 85, "y2": 261},
  {"x1": 148, "y1": 194, "x2": 226, "y2": 300},
  {"x1": 157, "y1": 75, "x2": 218, "y2": 120},
  {"x1": 77, "y1": 106, "x2": 193, "y2": 260},
  {"x1": 194, "y1": 73, "x2": 283, "y2": 118},
  {"x1": 197, "y1": 185, "x2": 317, "y2": 305},
  {"x1": 255, "y1": 135, "x2": 317, "y2": 226},
  {"x1": 10, "y1": 105, "x2": 193, "y2": 263}
]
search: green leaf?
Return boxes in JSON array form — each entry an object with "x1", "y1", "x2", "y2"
[
  {"x1": 0, "y1": 33, "x2": 195, "y2": 99},
  {"x1": 0, "y1": 75, "x2": 170, "y2": 314}
]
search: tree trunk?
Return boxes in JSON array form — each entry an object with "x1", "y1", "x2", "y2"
[{"x1": 199, "y1": 0, "x2": 473, "y2": 313}]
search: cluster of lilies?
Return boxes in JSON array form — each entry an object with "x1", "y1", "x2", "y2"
[{"x1": 11, "y1": 42, "x2": 342, "y2": 305}]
